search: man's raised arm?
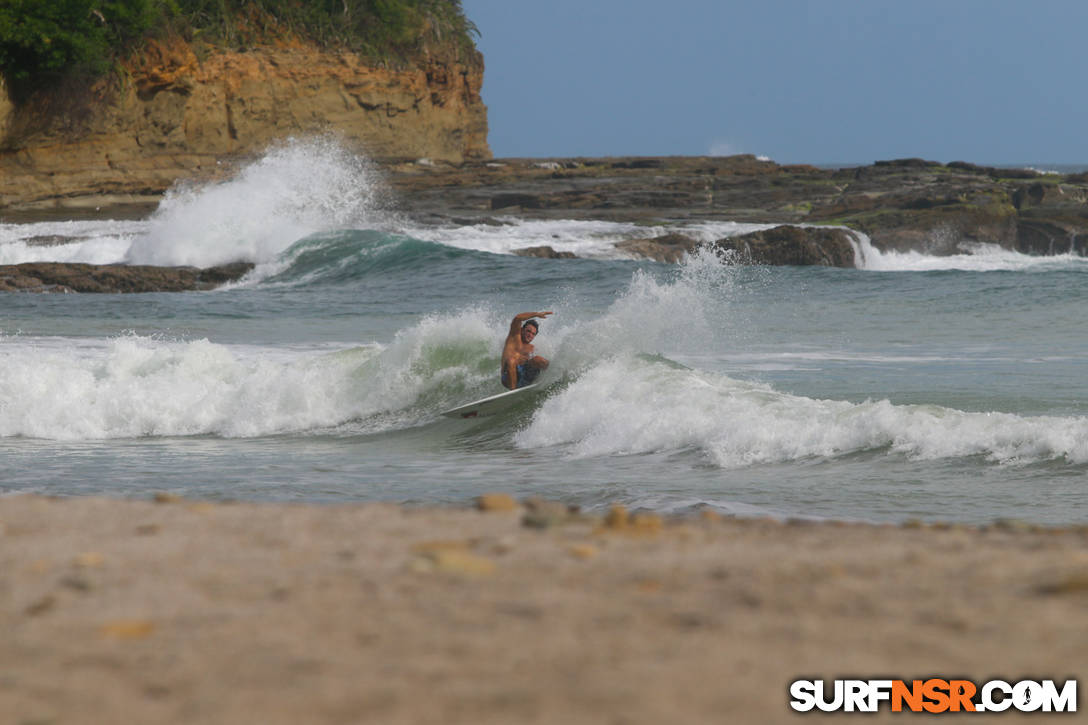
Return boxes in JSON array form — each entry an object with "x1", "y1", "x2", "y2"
[{"x1": 508, "y1": 310, "x2": 553, "y2": 335}]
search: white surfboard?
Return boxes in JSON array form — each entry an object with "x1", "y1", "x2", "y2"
[{"x1": 440, "y1": 384, "x2": 540, "y2": 419}]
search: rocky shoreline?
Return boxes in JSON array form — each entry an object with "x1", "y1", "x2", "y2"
[
  {"x1": 388, "y1": 155, "x2": 1088, "y2": 261},
  {"x1": 2, "y1": 154, "x2": 1087, "y2": 291}
]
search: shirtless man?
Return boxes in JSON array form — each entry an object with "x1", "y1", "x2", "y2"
[{"x1": 501, "y1": 311, "x2": 552, "y2": 390}]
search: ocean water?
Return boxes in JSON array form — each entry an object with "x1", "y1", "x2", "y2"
[{"x1": 2, "y1": 139, "x2": 1086, "y2": 524}]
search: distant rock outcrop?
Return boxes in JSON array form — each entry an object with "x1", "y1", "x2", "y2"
[
  {"x1": 610, "y1": 228, "x2": 855, "y2": 267},
  {"x1": 712, "y1": 226, "x2": 856, "y2": 267},
  {"x1": 0, "y1": 262, "x2": 254, "y2": 293},
  {"x1": 614, "y1": 233, "x2": 699, "y2": 262},
  {"x1": 512, "y1": 246, "x2": 577, "y2": 259},
  {"x1": 390, "y1": 156, "x2": 1088, "y2": 261}
]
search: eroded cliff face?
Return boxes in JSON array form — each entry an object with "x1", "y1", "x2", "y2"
[{"x1": 0, "y1": 38, "x2": 490, "y2": 210}]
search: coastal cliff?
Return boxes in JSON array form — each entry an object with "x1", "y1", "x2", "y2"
[{"x1": 0, "y1": 36, "x2": 490, "y2": 210}]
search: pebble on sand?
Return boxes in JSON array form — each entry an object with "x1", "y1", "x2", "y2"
[{"x1": 475, "y1": 493, "x2": 518, "y2": 512}]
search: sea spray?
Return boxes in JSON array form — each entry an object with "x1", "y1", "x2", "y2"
[
  {"x1": 855, "y1": 240, "x2": 1088, "y2": 272},
  {"x1": 126, "y1": 137, "x2": 389, "y2": 268},
  {"x1": 0, "y1": 335, "x2": 378, "y2": 439},
  {"x1": 0, "y1": 220, "x2": 144, "y2": 265},
  {"x1": 0, "y1": 307, "x2": 506, "y2": 440},
  {"x1": 515, "y1": 249, "x2": 1088, "y2": 467},
  {"x1": 541, "y1": 245, "x2": 763, "y2": 380},
  {"x1": 345, "y1": 309, "x2": 499, "y2": 419},
  {"x1": 517, "y1": 356, "x2": 1088, "y2": 466}
]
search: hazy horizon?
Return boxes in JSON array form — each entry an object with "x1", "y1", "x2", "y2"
[{"x1": 463, "y1": 0, "x2": 1088, "y2": 167}]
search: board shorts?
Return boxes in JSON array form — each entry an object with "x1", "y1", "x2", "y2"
[{"x1": 501, "y1": 362, "x2": 542, "y2": 389}]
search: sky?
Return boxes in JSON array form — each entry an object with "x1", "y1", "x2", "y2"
[{"x1": 460, "y1": 0, "x2": 1088, "y2": 165}]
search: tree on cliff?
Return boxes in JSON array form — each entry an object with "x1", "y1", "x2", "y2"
[
  {"x1": 0, "y1": 0, "x2": 478, "y2": 103},
  {"x1": 0, "y1": 0, "x2": 156, "y2": 99}
]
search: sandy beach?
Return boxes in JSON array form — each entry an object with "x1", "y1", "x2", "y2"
[{"x1": 2, "y1": 494, "x2": 1085, "y2": 723}]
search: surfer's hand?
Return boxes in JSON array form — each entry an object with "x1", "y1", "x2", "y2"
[{"x1": 537, "y1": 311, "x2": 553, "y2": 318}]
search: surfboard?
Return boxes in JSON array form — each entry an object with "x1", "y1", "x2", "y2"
[{"x1": 440, "y1": 384, "x2": 540, "y2": 419}]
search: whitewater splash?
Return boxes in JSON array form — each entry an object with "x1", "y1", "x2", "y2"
[
  {"x1": 857, "y1": 240, "x2": 1088, "y2": 272},
  {"x1": 515, "y1": 251, "x2": 1088, "y2": 467},
  {"x1": 2, "y1": 250, "x2": 1086, "y2": 470},
  {"x1": 127, "y1": 137, "x2": 388, "y2": 268},
  {"x1": 0, "y1": 308, "x2": 502, "y2": 440},
  {"x1": 0, "y1": 138, "x2": 389, "y2": 270},
  {"x1": 517, "y1": 356, "x2": 1088, "y2": 466}
]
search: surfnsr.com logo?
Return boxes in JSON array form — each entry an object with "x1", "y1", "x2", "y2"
[{"x1": 789, "y1": 679, "x2": 1077, "y2": 713}]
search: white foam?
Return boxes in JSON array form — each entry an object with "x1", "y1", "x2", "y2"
[
  {"x1": 406, "y1": 218, "x2": 777, "y2": 259},
  {"x1": 0, "y1": 220, "x2": 145, "y2": 265},
  {"x1": 517, "y1": 356, "x2": 1088, "y2": 466},
  {"x1": 0, "y1": 305, "x2": 504, "y2": 440},
  {"x1": 125, "y1": 137, "x2": 386, "y2": 268},
  {"x1": 857, "y1": 240, "x2": 1088, "y2": 272},
  {"x1": 514, "y1": 250, "x2": 1088, "y2": 467}
]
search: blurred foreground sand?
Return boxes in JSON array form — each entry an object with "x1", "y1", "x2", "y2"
[{"x1": 2, "y1": 495, "x2": 1085, "y2": 723}]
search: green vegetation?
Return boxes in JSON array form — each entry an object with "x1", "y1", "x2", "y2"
[
  {"x1": 0, "y1": 0, "x2": 478, "y2": 101},
  {"x1": 0, "y1": 0, "x2": 158, "y2": 93}
]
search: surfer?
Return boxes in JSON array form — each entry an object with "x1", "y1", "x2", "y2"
[{"x1": 501, "y1": 311, "x2": 552, "y2": 390}]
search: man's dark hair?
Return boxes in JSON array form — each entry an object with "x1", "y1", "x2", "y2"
[{"x1": 522, "y1": 320, "x2": 539, "y2": 332}]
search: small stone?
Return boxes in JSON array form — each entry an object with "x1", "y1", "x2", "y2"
[
  {"x1": 153, "y1": 492, "x2": 183, "y2": 504},
  {"x1": 604, "y1": 505, "x2": 629, "y2": 529},
  {"x1": 24, "y1": 595, "x2": 56, "y2": 617},
  {"x1": 73, "y1": 552, "x2": 104, "y2": 568},
  {"x1": 135, "y1": 524, "x2": 160, "y2": 536},
  {"x1": 992, "y1": 518, "x2": 1032, "y2": 533},
  {"x1": 60, "y1": 576, "x2": 92, "y2": 592},
  {"x1": 417, "y1": 549, "x2": 495, "y2": 577},
  {"x1": 522, "y1": 497, "x2": 576, "y2": 528},
  {"x1": 567, "y1": 543, "x2": 598, "y2": 560},
  {"x1": 631, "y1": 513, "x2": 663, "y2": 535},
  {"x1": 100, "y1": 619, "x2": 156, "y2": 639},
  {"x1": 412, "y1": 539, "x2": 470, "y2": 554},
  {"x1": 476, "y1": 493, "x2": 518, "y2": 512},
  {"x1": 1037, "y1": 572, "x2": 1088, "y2": 596}
]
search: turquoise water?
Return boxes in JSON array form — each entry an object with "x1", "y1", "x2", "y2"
[{"x1": 2, "y1": 140, "x2": 1086, "y2": 524}]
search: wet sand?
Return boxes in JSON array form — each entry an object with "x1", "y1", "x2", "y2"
[{"x1": 2, "y1": 494, "x2": 1085, "y2": 723}]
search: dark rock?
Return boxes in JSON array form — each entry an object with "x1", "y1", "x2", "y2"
[
  {"x1": 874, "y1": 158, "x2": 944, "y2": 168},
  {"x1": 490, "y1": 193, "x2": 543, "y2": 210},
  {"x1": 712, "y1": 226, "x2": 856, "y2": 267},
  {"x1": 192, "y1": 262, "x2": 254, "y2": 286},
  {"x1": 450, "y1": 216, "x2": 511, "y2": 227},
  {"x1": 614, "y1": 233, "x2": 700, "y2": 262},
  {"x1": 26, "y1": 234, "x2": 83, "y2": 247},
  {"x1": 988, "y1": 167, "x2": 1043, "y2": 180},
  {"x1": 611, "y1": 159, "x2": 665, "y2": 170},
  {"x1": 0, "y1": 262, "x2": 255, "y2": 293},
  {"x1": 1016, "y1": 220, "x2": 1087, "y2": 256},
  {"x1": 512, "y1": 246, "x2": 577, "y2": 259},
  {"x1": 947, "y1": 161, "x2": 987, "y2": 174}
]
